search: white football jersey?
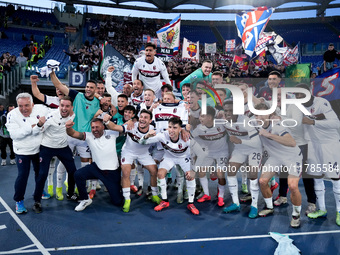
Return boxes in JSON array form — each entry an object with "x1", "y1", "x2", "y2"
[{"x1": 122, "y1": 122, "x2": 154, "y2": 154}]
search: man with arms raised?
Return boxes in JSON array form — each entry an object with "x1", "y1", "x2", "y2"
[{"x1": 132, "y1": 42, "x2": 171, "y2": 99}]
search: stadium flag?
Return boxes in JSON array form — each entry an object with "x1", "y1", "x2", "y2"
[
  {"x1": 252, "y1": 50, "x2": 267, "y2": 67},
  {"x1": 182, "y1": 38, "x2": 199, "y2": 60},
  {"x1": 232, "y1": 54, "x2": 249, "y2": 71},
  {"x1": 157, "y1": 15, "x2": 181, "y2": 54},
  {"x1": 225, "y1": 39, "x2": 236, "y2": 52},
  {"x1": 283, "y1": 43, "x2": 299, "y2": 66},
  {"x1": 254, "y1": 31, "x2": 283, "y2": 56},
  {"x1": 312, "y1": 68, "x2": 340, "y2": 101},
  {"x1": 100, "y1": 41, "x2": 133, "y2": 90},
  {"x1": 285, "y1": 63, "x2": 310, "y2": 87},
  {"x1": 205, "y1": 43, "x2": 216, "y2": 54},
  {"x1": 235, "y1": 6, "x2": 275, "y2": 57}
]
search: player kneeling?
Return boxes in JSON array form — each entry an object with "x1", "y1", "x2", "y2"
[
  {"x1": 140, "y1": 117, "x2": 199, "y2": 215},
  {"x1": 102, "y1": 110, "x2": 160, "y2": 212}
]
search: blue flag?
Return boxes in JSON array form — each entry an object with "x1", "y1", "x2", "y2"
[
  {"x1": 235, "y1": 6, "x2": 274, "y2": 57},
  {"x1": 312, "y1": 68, "x2": 340, "y2": 101}
]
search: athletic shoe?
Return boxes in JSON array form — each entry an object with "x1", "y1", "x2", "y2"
[
  {"x1": 187, "y1": 203, "x2": 199, "y2": 215},
  {"x1": 89, "y1": 190, "x2": 96, "y2": 199},
  {"x1": 86, "y1": 181, "x2": 92, "y2": 193},
  {"x1": 197, "y1": 194, "x2": 211, "y2": 203},
  {"x1": 259, "y1": 207, "x2": 274, "y2": 217},
  {"x1": 75, "y1": 198, "x2": 92, "y2": 211},
  {"x1": 248, "y1": 206, "x2": 258, "y2": 219},
  {"x1": 305, "y1": 203, "x2": 317, "y2": 216},
  {"x1": 177, "y1": 192, "x2": 184, "y2": 204},
  {"x1": 136, "y1": 186, "x2": 143, "y2": 196},
  {"x1": 47, "y1": 185, "x2": 54, "y2": 197},
  {"x1": 10, "y1": 159, "x2": 16, "y2": 165},
  {"x1": 130, "y1": 185, "x2": 138, "y2": 193},
  {"x1": 270, "y1": 182, "x2": 279, "y2": 193},
  {"x1": 217, "y1": 197, "x2": 225, "y2": 207},
  {"x1": 46, "y1": 59, "x2": 60, "y2": 70},
  {"x1": 196, "y1": 191, "x2": 204, "y2": 200},
  {"x1": 151, "y1": 195, "x2": 161, "y2": 205},
  {"x1": 67, "y1": 193, "x2": 79, "y2": 202},
  {"x1": 64, "y1": 180, "x2": 68, "y2": 193},
  {"x1": 274, "y1": 196, "x2": 288, "y2": 206},
  {"x1": 32, "y1": 202, "x2": 42, "y2": 214},
  {"x1": 154, "y1": 201, "x2": 169, "y2": 212},
  {"x1": 307, "y1": 210, "x2": 327, "y2": 219},
  {"x1": 240, "y1": 193, "x2": 252, "y2": 203},
  {"x1": 56, "y1": 187, "x2": 64, "y2": 201},
  {"x1": 336, "y1": 211, "x2": 340, "y2": 226},
  {"x1": 1, "y1": 159, "x2": 6, "y2": 166},
  {"x1": 16, "y1": 200, "x2": 27, "y2": 214},
  {"x1": 122, "y1": 199, "x2": 131, "y2": 213},
  {"x1": 41, "y1": 190, "x2": 51, "y2": 200},
  {"x1": 290, "y1": 215, "x2": 301, "y2": 228},
  {"x1": 242, "y1": 184, "x2": 248, "y2": 194},
  {"x1": 223, "y1": 203, "x2": 241, "y2": 213}
]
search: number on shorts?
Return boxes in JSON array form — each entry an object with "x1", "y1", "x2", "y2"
[
  {"x1": 252, "y1": 153, "x2": 261, "y2": 160},
  {"x1": 219, "y1": 157, "x2": 228, "y2": 164}
]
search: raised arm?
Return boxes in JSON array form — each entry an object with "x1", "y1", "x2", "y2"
[
  {"x1": 65, "y1": 120, "x2": 85, "y2": 140},
  {"x1": 30, "y1": 75, "x2": 45, "y2": 102},
  {"x1": 50, "y1": 70, "x2": 69, "y2": 96},
  {"x1": 104, "y1": 66, "x2": 119, "y2": 106},
  {"x1": 103, "y1": 114, "x2": 124, "y2": 132}
]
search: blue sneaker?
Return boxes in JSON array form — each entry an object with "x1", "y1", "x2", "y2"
[
  {"x1": 41, "y1": 190, "x2": 51, "y2": 200},
  {"x1": 16, "y1": 200, "x2": 27, "y2": 214},
  {"x1": 248, "y1": 206, "x2": 258, "y2": 219},
  {"x1": 223, "y1": 203, "x2": 240, "y2": 213}
]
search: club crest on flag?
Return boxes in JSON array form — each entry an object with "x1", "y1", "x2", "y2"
[
  {"x1": 187, "y1": 44, "x2": 197, "y2": 57},
  {"x1": 166, "y1": 29, "x2": 175, "y2": 44}
]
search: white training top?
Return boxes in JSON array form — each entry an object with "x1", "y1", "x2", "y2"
[
  {"x1": 85, "y1": 130, "x2": 119, "y2": 170},
  {"x1": 303, "y1": 96, "x2": 340, "y2": 143},
  {"x1": 41, "y1": 109, "x2": 75, "y2": 148},
  {"x1": 6, "y1": 104, "x2": 49, "y2": 155},
  {"x1": 259, "y1": 122, "x2": 300, "y2": 160},
  {"x1": 132, "y1": 56, "x2": 171, "y2": 97},
  {"x1": 223, "y1": 115, "x2": 262, "y2": 150},
  {"x1": 191, "y1": 124, "x2": 229, "y2": 156},
  {"x1": 140, "y1": 131, "x2": 190, "y2": 158},
  {"x1": 122, "y1": 122, "x2": 154, "y2": 154}
]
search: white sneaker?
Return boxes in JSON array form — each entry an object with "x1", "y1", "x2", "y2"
[
  {"x1": 46, "y1": 59, "x2": 60, "y2": 71},
  {"x1": 10, "y1": 159, "x2": 16, "y2": 165},
  {"x1": 96, "y1": 182, "x2": 101, "y2": 190},
  {"x1": 274, "y1": 196, "x2": 288, "y2": 206},
  {"x1": 1, "y1": 159, "x2": 6, "y2": 166},
  {"x1": 75, "y1": 198, "x2": 92, "y2": 212}
]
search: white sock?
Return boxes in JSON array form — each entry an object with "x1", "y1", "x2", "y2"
[
  {"x1": 122, "y1": 187, "x2": 130, "y2": 200},
  {"x1": 151, "y1": 186, "x2": 157, "y2": 196},
  {"x1": 48, "y1": 158, "x2": 56, "y2": 186},
  {"x1": 91, "y1": 180, "x2": 97, "y2": 191},
  {"x1": 314, "y1": 178, "x2": 326, "y2": 211},
  {"x1": 56, "y1": 162, "x2": 66, "y2": 188},
  {"x1": 130, "y1": 168, "x2": 137, "y2": 186},
  {"x1": 264, "y1": 197, "x2": 273, "y2": 209},
  {"x1": 250, "y1": 179, "x2": 259, "y2": 208},
  {"x1": 332, "y1": 180, "x2": 340, "y2": 212},
  {"x1": 241, "y1": 171, "x2": 247, "y2": 185},
  {"x1": 227, "y1": 176, "x2": 239, "y2": 205},
  {"x1": 292, "y1": 205, "x2": 301, "y2": 217},
  {"x1": 186, "y1": 179, "x2": 196, "y2": 203},
  {"x1": 199, "y1": 176, "x2": 209, "y2": 196},
  {"x1": 218, "y1": 184, "x2": 225, "y2": 198},
  {"x1": 158, "y1": 178, "x2": 167, "y2": 200},
  {"x1": 137, "y1": 165, "x2": 144, "y2": 187},
  {"x1": 81, "y1": 162, "x2": 89, "y2": 168}
]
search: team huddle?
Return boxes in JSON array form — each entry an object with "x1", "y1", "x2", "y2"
[{"x1": 7, "y1": 42, "x2": 340, "y2": 229}]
